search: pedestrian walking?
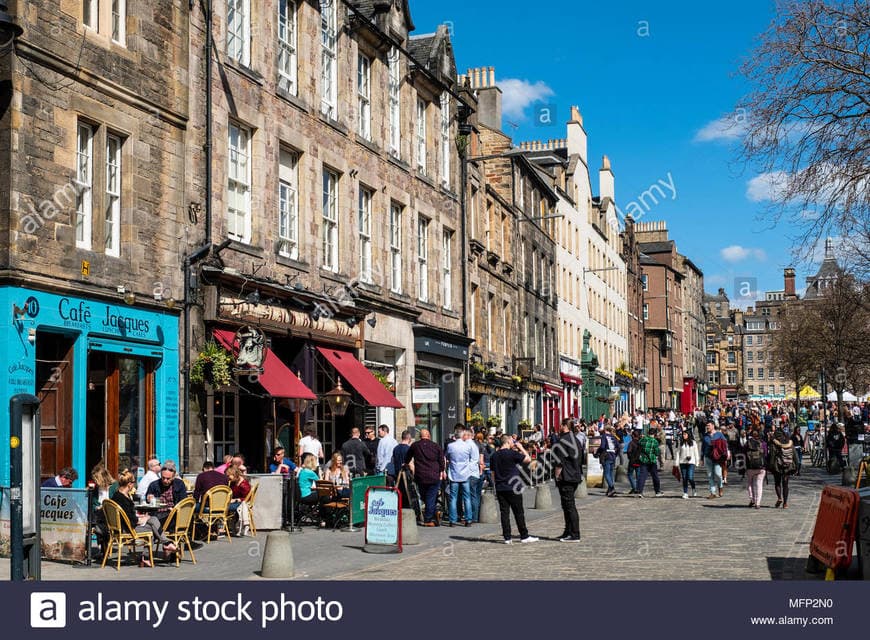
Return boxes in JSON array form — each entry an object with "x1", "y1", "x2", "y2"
[
  {"x1": 769, "y1": 429, "x2": 796, "y2": 509},
  {"x1": 626, "y1": 430, "x2": 642, "y2": 494},
  {"x1": 490, "y1": 435, "x2": 538, "y2": 544},
  {"x1": 445, "y1": 426, "x2": 477, "y2": 527},
  {"x1": 702, "y1": 423, "x2": 728, "y2": 499},
  {"x1": 745, "y1": 429, "x2": 767, "y2": 509},
  {"x1": 553, "y1": 419, "x2": 583, "y2": 542},
  {"x1": 636, "y1": 427, "x2": 663, "y2": 497},
  {"x1": 404, "y1": 429, "x2": 446, "y2": 526},
  {"x1": 676, "y1": 430, "x2": 699, "y2": 499},
  {"x1": 596, "y1": 425, "x2": 621, "y2": 497}
]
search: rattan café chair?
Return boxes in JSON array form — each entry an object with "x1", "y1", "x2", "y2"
[
  {"x1": 196, "y1": 485, "x2": 233, "y2": 543},
  {"x1": 100, "y1": 499, "x2": 154, "y2": 571},
  {"x1": 162, "y1": 496, "x2": 197, "y2": 566}
]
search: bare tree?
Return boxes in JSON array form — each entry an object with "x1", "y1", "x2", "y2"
[
  {"x1": 770, "y1": 301, "x2": 819, "y2": 404},
  {"x1": 738, "y1": 1, "x2": 870, "y2": 270}
]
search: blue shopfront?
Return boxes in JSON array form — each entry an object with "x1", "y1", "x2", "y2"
[{"x1": 1, "y1": 287, "x2": 179, "y2": 486}]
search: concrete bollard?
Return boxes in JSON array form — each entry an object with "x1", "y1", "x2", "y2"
[
  {"x1": 260, "y1": 530, "x2": 294, "y2": 578},
  {"x1": 401, "y1": 509, "x2": 419, "y2": 545},
  {"x1": 575, "y1": 478, "x2": 588, "y2": 498},
  {"x1": 534, "y1": 483, "x2": 554, "y2": 510},
  {"x1": 615, "y1": 465, "x2": 627, "y2": 483},
  {"x1": 479, "y1": 490, "x2": 499, "y2": 524}
]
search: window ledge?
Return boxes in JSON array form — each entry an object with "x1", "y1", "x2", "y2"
[
  {"x1": 441, "y1": 307, "x2": 460, "y2": 319},
  {"x1": 356, "y1": 280, "x2": 381, "y2": 295},
  {"x1": 319, "y1": 268, "x2": 350, "y2": 285},
  {"x1": 356, "y1": 137, "x2": 381, "y2": 155},
  {"x1": 389, "y1": 291, "x2": 411, "y2": 304},
  {"x1": 276, "y1": 255, "x2": 310, "y2": 272},
  {"x1": 319, "y1": 114, "x2": 349, "y2": 136},
  {"x1": 387, "y1": 154, "x2": 410, "y2": 172},
  {"x1": 415, "y1": 171, "x2": 436, "y2": 188},
  {"x1": 227, "y1": 240, "x2": 265, "y2": 258},
  {"x1": 417, "y1": 300, "x2": 437, "y2": 312},
  {"x1": 226, "y1": 62, "x2": 264, "y2": 86},
  {"x1": 276, "y1": 87, "x2": 310, "y2": 114}
]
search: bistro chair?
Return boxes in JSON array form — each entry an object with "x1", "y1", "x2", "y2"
[
  {"x1": 100, "y1": 499, "x2": 154, "y2": 571},
  {"x1": 162, "y1": 496, "x2": 197, "y2": 566},
  {"x1": 243, "y1": 482, "x2": 259, "y2": 536},
  {"x1": 294, "y1": 480, "x2": 321, "y2": 527},
  {"x1": 316, "y1": 481, "x2": 350, "y2": 530},
  {"x1": 196, "y1": 485, "x2": 233, "y2": 543}
]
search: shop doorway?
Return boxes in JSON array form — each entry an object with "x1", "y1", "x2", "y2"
[
  {"x1": 36, "y1": 332, "x2": 75, "y2": 482},
  {"x1": 86, "y1": 353, "x2": 156, "y2": 477}
]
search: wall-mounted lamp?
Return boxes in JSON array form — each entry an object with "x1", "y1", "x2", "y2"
[
  {"x1": 12, "y1": 304, "x2": 26, "y2": 321},
  {"x1": 244, "y1": 290, "x2": 260, "y2": 305},
  {"x1": 346, "y1": 317, "x2": 358, "y2": 329},
  {"x1": 123, "y1": 292, "x2": 136, "y2": 305},
  {"x1": 366, "y1": 313, "x2": 377, "y2": 328},
  {"x1": 323, "y1": 377, "x2": 351, "y2": 417}
]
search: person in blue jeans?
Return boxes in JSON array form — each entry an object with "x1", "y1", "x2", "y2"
[
  {"x1": 596, "y1": 425, "x2": 621, "y2": 497},
  {"x1": 676, "y1": 429, "x2": 699, "y2": 498},
  {"x1": 626, "y1": 430, "x2": 642, "y2": 493},
  {"x1": 446, "y1": 427, "x2": 477, "y2": 526}
]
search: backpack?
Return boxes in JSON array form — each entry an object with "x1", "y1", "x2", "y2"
[
  {"x1": 746, "y1": 439, "x2": 764, "y2": 470},
  {"x1": 711, "y1": 437, "x2": 729, "y2": 463},
  {"x1": 775, "y1": 444, "x2": 795, "y2": 474}
]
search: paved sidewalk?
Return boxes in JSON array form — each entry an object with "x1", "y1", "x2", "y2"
[{"x1": 1, "y1": 462, "x2": 840, "y2": 581}]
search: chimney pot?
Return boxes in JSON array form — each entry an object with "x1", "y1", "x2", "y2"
[{"x1": 489, "y1": 67, "x2": 495, "y2": 86}]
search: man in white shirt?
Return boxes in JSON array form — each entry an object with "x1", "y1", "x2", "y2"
[
  {"x1": 297, "y1": 424, "x2": 324, "y2": 462},
  {"x1": 376, "y1": 424, "x2": 398, "y2": 474},
  {"x1": 137, "y1": 457, "x2": 161, "y2": 499}
]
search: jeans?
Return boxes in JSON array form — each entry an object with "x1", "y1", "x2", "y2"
[
  {"x1": 746, "y1": 468, "x2": 765, "y2": 505},
  {"x1": 136, "y1": 515, "x2": 170, "y2": 546},
  {"x1": 418, "y1": 482, "x2": 440, "y2": 523},
  {"x1": 637, "y1": 463, "x2": 660, "y2": 494},
  {"x1": 705, "y1": 457, "x2": 723, "y2": 495},
  {"x1": 627, "y1": 465, "x2": 640, "y2": 492},
  {"x1": 602, "y1": 458, "x2": 616, "y2": 491},
  {"x1": 679, "y1": 463, "x2": 696, "y2": 493},
  {"x1": 773, "y1": 472, "x2": 790, "y2": 504},
  {"x1": 665, "y1": 441, "x2": 674, "y2": 460},
  {"x1": 448, "y1": 479, "x2": 472, "y2": 523},
  {"x1": 496, "y1": 490, "x2": 529, "y2": 541},
  {"x1": 556, "y1": 481, "x2": 579, "y2": 537},
  {"x1": 468, "y1": 476, "x2": 482, "y2": 522},
  {"x1": 793, "y1": 447, "x2": 802, "y2": 473}
]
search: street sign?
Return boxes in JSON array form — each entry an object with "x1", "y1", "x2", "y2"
[{"x1": 363, "y1": 486, "x2": 402, "y2": 554}]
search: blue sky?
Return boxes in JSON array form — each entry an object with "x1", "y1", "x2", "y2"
[{"x1": 411, "y1": 0, "x2": 821, "y2": 304}]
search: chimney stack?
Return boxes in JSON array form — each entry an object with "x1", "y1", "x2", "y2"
[
  {"x1": 469, "y1": 65, "x2": 502, "y2": 131},
  {"x1": 599, "y1": 155, "x2": 614, "y2": 201},
  {"x1": 566, "y1": 105, "x2": 587, "y2": 167},
  {"x1": 784, "y1": 267, "x2": 796, "y2": 298}
]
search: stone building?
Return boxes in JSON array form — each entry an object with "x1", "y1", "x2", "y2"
[
  {"x1": 0, "y1": 1, "x2": 187, "y2": 482},
  {"x1": 466, "y1": 67, "x2": 561, "y2": 433},
  {"x1": 679, "y1": 254, "x2": 706, "y2": 413},
  {"x1": 621, "y1": 215, "x2": 646, "y2": 411},
  {"x1": 704, "y1": 289, "x2": 743, "y2": 403},
  {"x1": 182, "y1": 0, "x2": 468, "y2": 469}
]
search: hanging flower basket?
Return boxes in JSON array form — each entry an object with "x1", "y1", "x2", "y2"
[{"x1": 190, "y1": 340, "x2": 233, "y2": 388}]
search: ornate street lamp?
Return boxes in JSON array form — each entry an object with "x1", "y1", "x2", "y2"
[
  {"x1": 0, "y1": 3, "x2": 23, "y2": 41},
  {"x1": 323, "y1": 377, "x2": 351, "y2": 417}
]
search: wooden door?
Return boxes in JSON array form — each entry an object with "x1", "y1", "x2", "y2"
[{"x1": 36, "y1": 333, "x2": 75, "y2": 482}]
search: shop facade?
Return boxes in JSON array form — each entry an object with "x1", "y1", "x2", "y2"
[
  {"x1": 1, "y1": 286, "x2": 179, "y2": 484},
  {"x1": 412, "y1": 326, "x2": 470, "y2": 445}
]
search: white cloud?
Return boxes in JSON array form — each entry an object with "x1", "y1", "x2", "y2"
[
  {"x1": 693, "y1": 115, "x2": 747, "y2": 143},
  {"x1": 746, "y1": 171, "x2": 790, "y2": 202},
  {"x1": 705, "y1": 274, "x2": 728, "y2": 286},
  {"x1": 720, "y1": 245, "x2": 767, "y2": 262},
  {"x1": 498, "y1": 78, "x2": 555, "y2": 120}
]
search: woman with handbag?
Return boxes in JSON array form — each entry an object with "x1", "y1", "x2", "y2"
[{"x1": 676, "y1": 429, "x2": 699, "y2": 499}]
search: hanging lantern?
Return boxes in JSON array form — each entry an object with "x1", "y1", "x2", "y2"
[{"x1": 323, "y1": 377, "x2": 352, "y2": 417}]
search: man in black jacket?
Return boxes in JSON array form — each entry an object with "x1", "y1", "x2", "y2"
[
  {"x1": 341, "y1": 428, "x2": 373, "y2": 477},
  {"x1": 552, "y1": 418, "x2": 583, "y2": 542}
]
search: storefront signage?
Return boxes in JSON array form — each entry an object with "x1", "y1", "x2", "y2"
[
  {"x1": 363, "y1": 487, "x2": 402, "y2": 553},
  {"x1": 39, "y1": 488, "x2": 89, "y2": 563},
  {"x1": 234, "y1": 326, "x2": 266, "y2": 373},
  {"x1": 412, "y1": 387, "x2": 439, "y2": 404},
  {"x1": 414, "y1": 337, "x2": 469, "y2": 361}
]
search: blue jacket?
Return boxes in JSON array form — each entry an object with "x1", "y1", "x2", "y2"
[{"x1": 702, "y1": 432, "x2": 726, "y2": 459}]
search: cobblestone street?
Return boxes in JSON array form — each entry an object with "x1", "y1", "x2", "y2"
[{"x1": 5, "y1": 462, "x2": 838, "y2": 582}]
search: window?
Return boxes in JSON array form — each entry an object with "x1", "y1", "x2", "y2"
[
  {"x1": 112, "y1": 0, "x2": 125, "y2": 44},
  {"x1": 442, "y1": 230, "x2": 453, "y2": 310},
  {"x1": 75, "y1": 123, "x2": 94, "y2": 250},
  {"x1": 320, "y1": 0, "x2": 338, "y2": 118},
  {"x1": 768, "y1": 368, "x2": 774, "y2": 379},
  {"x1": 757, "y1": 351, "x2": 764, "y2": 362},
  {"x1": 642, "y1": 304, "x2": 648, "y2": 321},
  {"x1": 104, "y1": 134, "x2": 121, "y2": 256},
  {"x1": 277, "y1": 0, "x2": 298, "y2": 95},
  {"x1": 227, "y1": 0, "x2": 251, "y2": 67},
  {"x1": 748, "y1": 385, "x2": 754, "y2": 395},
  {"x1": 641, "y1": 274, "x2": 648, "y2": 291},
  {"x1": 357, "y1": 187, "x2": 373, "y2": 282},
  {"x1": 706, "y1": 352, "x2": 716, "y2": 365},
  {"x1": 747, "y1": 351, "x2": 753, "y2": 362},
  {"x1": 388, "y1": 47, "x2": 401, "y2": 157},
  {"x1": 440, "y1": 93, "x2": 450, "y2": 187},
  {"x1": 357, "y1": 54, "x2": 371, "y2": 140},
  {"x1": 746, "y1": 335, "x2": 753, "y2": 346},
  {"x1": 780, "y1": 385, "x2": 786, "y2": 395},
  {"x1": 727, "y1": 371, "x2": 736, "y2": 385},
  {"x1": 389, "y1": 203, "x2": 402, "y2": 293},
  {"x1": 486, "y1": 294, "x2": 493, "y2": 349},
  {"x1": 708, "y1": 371, "x2": 719, "y2": 385},
  {"x1": 747, "y1": 368, "x2": 754, "y2": 378},
  {"x1": 227, "y1": 123, "x2": 251, "y2": 243},
  {"x1": 517, "y1": 172, "x2": 525, "y2": 211},
  {"x1": 469, "y1": 187, "x2": 478, "y2": 235},
  {"x1": 417, "y1": 217, "x2": 429, "y2": 302},
  {"x1": 727, "y1": 351, "x2": 735, "y2": 364},
  {"x1": 757, "y1": 335, "x2": 764, "y2": 345},
  {"x1": 277, "y1": 149, "x2": 299, "y2": 259},
  {"x1": 321, "y1": 168, "x2": 339, "y2": 271},
  {"x1": 416, "y1": 98, "x2": 427, "y2": 174},
  {"x1": 84, "y1": 0, "x2": 98, "y2": 29},
  {"x1": 470, "y1": 285, "x2": 477, "y2": 340},
  {"x1": 757, "y1": 367, "x2": 764, "y2": 379}
]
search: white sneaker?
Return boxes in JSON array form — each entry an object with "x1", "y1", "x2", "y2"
[
  {"x1": 655, "y1": 492, "x2": 665, "y2": 497},
  {"x1": 682, "y1": 493, "x2": 688, "y2": 499},
  {"x1": 692, "y1": 490, "x2": 697, "y2": 497},
  {"x1": 520, "y1": 536, "x2": 539, "y2": 543},
  {"x1": 504, "y1": 539, "x2": 512, "y2": 544}
]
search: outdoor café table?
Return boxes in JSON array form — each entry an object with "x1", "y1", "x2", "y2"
[{"x1": 136, "y1": 501, "x2": 169, "y2": 514}]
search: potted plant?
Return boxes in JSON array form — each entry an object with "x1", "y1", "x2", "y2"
[
  {"x1": 371, "y1": 370, "x2": 394, "y2": 391},
  {"x1": 486, "y1": 414, "x2": 502, "y2": 430},
  {"x1": 469, "y1": 411, "x2": 485, "y2": 429},
  {"x1": 518, "y1": 419, "x2": 532, "y2": 430},
  {"x1": 190, "y1": 340, "x2": 233, "y2": 388}
]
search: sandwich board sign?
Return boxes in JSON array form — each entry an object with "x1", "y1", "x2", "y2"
[{"x1": 363, "y1": 486, "x2": 402, "y2": 554}]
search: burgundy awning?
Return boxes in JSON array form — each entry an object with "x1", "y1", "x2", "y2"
[
  {"x1": 213, "y1": 329, "x2": 316, "y2": 400},
  {"x1": 316, "y1": 346, "x2": 403, "y2": 408}
]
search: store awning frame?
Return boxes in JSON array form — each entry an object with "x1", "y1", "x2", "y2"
[
  {"x1": 316, "y1": 346, "x2": 403, "y2": 408},
  {"x1": 213, "y1": 329, "x2": 316, "y2": 400}
]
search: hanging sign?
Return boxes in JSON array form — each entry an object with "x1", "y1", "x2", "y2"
[{"x1": 234, "y1": 326, "x2": 266, "y2": 374}]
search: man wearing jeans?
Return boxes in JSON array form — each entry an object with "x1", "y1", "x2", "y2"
[
  {"x1": 405, "y1": 429, "x2": 445, "y2": 526},
  {"x1": 701, "y1": 422, "x2": 725, "y2": 498},
  {"x1": 490, "y1": 435, "x2": 538, "y2": 544},
  {"x1": 445, "y1": 427, "x2": 477, "y2": 526}
]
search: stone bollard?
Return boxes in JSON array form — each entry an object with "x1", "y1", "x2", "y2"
[
  {"x1": 534, "y1": 482, "x2": 554, "y2": 510},
  {"x1": 401, "y1": 509, "x2": 419, "y2": 545},
  {"x1": 260, "y1": 530, "x2": 294, "y2": 578},
  {"x1": 479, "y1": 490, "x2": 499, "y2": 524},
  {"x1": 575, "y1": 478, "x2": 588, "y2": 498},
  {"x1": 615, "y1": 465, "x2": 627, "y2": 483}
]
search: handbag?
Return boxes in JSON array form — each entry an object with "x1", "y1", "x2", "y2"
[{"x1": 671, "y1": 465, "x2": 682, "y2": 481}]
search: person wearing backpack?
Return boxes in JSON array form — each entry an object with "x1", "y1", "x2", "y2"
[
  {"x1": 769, "y1": 429, "x2": 795, "y2": 508},
  {"x1": 701, "y1": 422, "x2": 728, "y2": 499},
  {"x1": 745, "y1": 430, "x2": 768, "y2": 509},
  {"x1": 626, "y1": 430, "x2": 642, "y2": 494}
]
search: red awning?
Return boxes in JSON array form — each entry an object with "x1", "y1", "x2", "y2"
[
  {"x1": 213, "y1": 329, "x2": 316, "y2": 400},
  {"x1": 316, "y1": 346, "x2": 403, "y2": 408}
]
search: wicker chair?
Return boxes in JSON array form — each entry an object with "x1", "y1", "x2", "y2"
[
  {"x1": 316, "y1": 481, "x2": 350, "y2": 530},
  {"x1": 162, "y1": 496, "x2": 197, "y2": 566},
  {"x1": 100, "y1": 499, "x2": 154, "y2": 570},
  {"x1": 196, "y1": 485, "x2": 233, "y2": 543}
]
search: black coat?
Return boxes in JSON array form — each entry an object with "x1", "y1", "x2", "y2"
[{"x1": 553, "y1": 431, "x2": 584, "y2": 483}]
